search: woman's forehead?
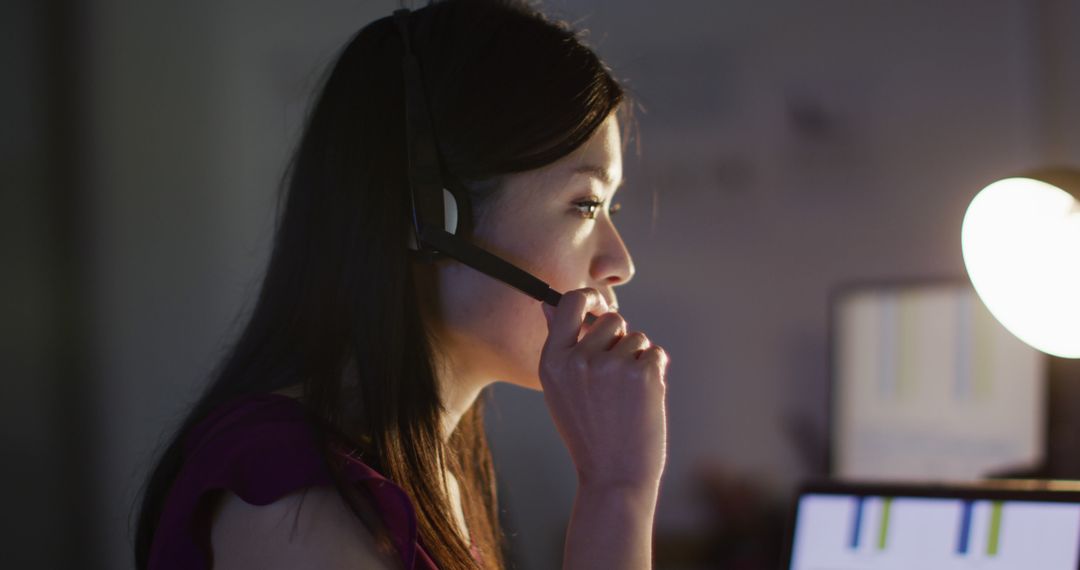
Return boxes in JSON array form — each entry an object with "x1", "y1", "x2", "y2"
[
  {"x1": 563, "y1": 116, "x2": 622, "y2": 179},
  {"x1": 511, "y1": 118, "x2": 623, "y2": 198}
]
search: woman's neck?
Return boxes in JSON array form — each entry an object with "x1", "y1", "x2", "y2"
[
  {"x1": 430, "y1": 342, "x2": 493, "y2": 442},
  {"x1": 269, "y1": 338, "x2": 491, "y2": 444}
]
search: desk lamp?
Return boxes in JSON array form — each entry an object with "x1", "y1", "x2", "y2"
[{"x1": 962, "y1": 168, "x2": 1080, "y2": 358}]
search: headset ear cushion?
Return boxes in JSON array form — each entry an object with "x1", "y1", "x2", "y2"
[
  {"x1": 442, "y1": 188, "x2": 459, "y2": 235},
  {"x1": 406, "y1": 189, "x2": 459, "y2": 253}
]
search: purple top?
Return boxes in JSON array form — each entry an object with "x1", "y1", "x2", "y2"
[{"x1": 147, "y1": 392, "x2": 443, "y2": 569}]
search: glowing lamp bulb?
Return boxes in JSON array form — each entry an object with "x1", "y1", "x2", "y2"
[{"x1": 961, "y1": 169, "x2": 1080, "y2": 358}]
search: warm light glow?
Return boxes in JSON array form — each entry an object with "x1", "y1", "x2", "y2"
[{"x1": 961, "y1": 176, "x2": 1080, "y2": 358}]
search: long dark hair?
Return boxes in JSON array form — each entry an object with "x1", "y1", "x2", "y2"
[{"x1": 133, "y1": 1, "x2": 627, "y2": 568}]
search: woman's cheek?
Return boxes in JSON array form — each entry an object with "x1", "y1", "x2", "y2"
[{"x1": 531, "y1": 220, "x2": 592, "y2": 288}]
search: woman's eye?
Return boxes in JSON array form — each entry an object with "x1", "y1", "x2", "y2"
[{"x1": 574, "y1": 199, "x2": 622, "y2": 219}]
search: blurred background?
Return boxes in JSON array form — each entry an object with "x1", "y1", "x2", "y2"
[{"x1": 4, "y1": 0, "x2": 1079, "y2": 568}]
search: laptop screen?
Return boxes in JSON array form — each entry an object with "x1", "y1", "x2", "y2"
[{"x1": 786, "y1": 482, "x2": 1080, "y2": 569}]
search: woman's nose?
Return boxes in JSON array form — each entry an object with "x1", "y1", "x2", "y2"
[{"x1": 590, "y1": 219, "x2": 635, "y2": 286}]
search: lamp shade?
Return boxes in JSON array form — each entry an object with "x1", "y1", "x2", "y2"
[{"x1": 961, "y1": 168, "x2": 1080, "y2": 358}]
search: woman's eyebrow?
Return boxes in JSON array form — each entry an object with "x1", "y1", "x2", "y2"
[{"x1": 572, "y1": 165, "x2": 624, "y2": 190}]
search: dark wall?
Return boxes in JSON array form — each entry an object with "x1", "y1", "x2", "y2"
[{"x1": 1, "y1": 0, "x2": 99, "y2": 568}]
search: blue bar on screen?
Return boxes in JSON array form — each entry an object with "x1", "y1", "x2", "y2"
[
  {"x1": 957, "y1": 500, "x2": 974, "y2": 555},
  {"x1": 850, "y1": 496, "x2": 865, "y2": 549}
]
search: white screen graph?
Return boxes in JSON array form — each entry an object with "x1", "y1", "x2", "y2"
[{"x1": 790, "y1": 493, "x2": 1080, "y2": 570}]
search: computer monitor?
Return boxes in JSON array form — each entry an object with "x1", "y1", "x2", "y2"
[
  {"x1": 829, "y1": 280, "x2": 1046, "y2": 480},
  {"x1": 784, "y1": 480, "x2": 1080, "y2": 569}
]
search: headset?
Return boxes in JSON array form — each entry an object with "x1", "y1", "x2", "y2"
[{"x1": 392, "y1": 8, "x2": 598, "y2": 322}]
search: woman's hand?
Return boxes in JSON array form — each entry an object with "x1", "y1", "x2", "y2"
[{"x1": 539, "y1": 288, "x2": 669, "y2": 494}]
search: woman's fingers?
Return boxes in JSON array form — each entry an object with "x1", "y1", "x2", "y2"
[
  {"x1": 639, "y1": 346, "x2": 670, "y2": 385},
  {"x1": 576, "y1": 311, "x2": 627, "y2": 352},
  {"x1": 543, "y1": 288, "x2": 610, "y2": 350},
  {"x1": 611, "y1": 331, "x2": 651, "y2": 358}
]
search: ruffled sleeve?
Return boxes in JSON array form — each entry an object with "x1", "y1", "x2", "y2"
[{"x1": 147, "y1": 393, "x2": 438, "y2": 570}]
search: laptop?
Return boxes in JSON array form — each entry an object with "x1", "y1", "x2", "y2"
[{"x1": 783, "y1": 480, "x2": 1080, "y2": 569}]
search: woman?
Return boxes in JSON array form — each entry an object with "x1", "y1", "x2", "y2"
[{"x1": 134, "y1": 1, "x2": 669, "y2": 568}]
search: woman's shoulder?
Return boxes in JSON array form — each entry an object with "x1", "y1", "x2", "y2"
[
  {"x1": 184, "y1": 390, "x2": 315, "y2": 457},
  {"x1": 209, "y1": 485, "x2": 400, "y2": 569},
  {"x1": 148, "y1": 391, "x2": 436, "y2": 570}
]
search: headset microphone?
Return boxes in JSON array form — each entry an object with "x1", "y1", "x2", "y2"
[{"x1": 393, "y1": 8, "x2": 599, "y2": 325}]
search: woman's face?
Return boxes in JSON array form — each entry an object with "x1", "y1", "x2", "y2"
[{"x1": 430, "y1": 114, "x2": 634, "y2": 391}]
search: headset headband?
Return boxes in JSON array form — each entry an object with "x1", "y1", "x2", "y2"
[
  {"x1": 393, "y1": 9, "x2": 445, "y2": 257},
  {"x1": 392, "y1": 7, "x2": 568, "y2": 308}
]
